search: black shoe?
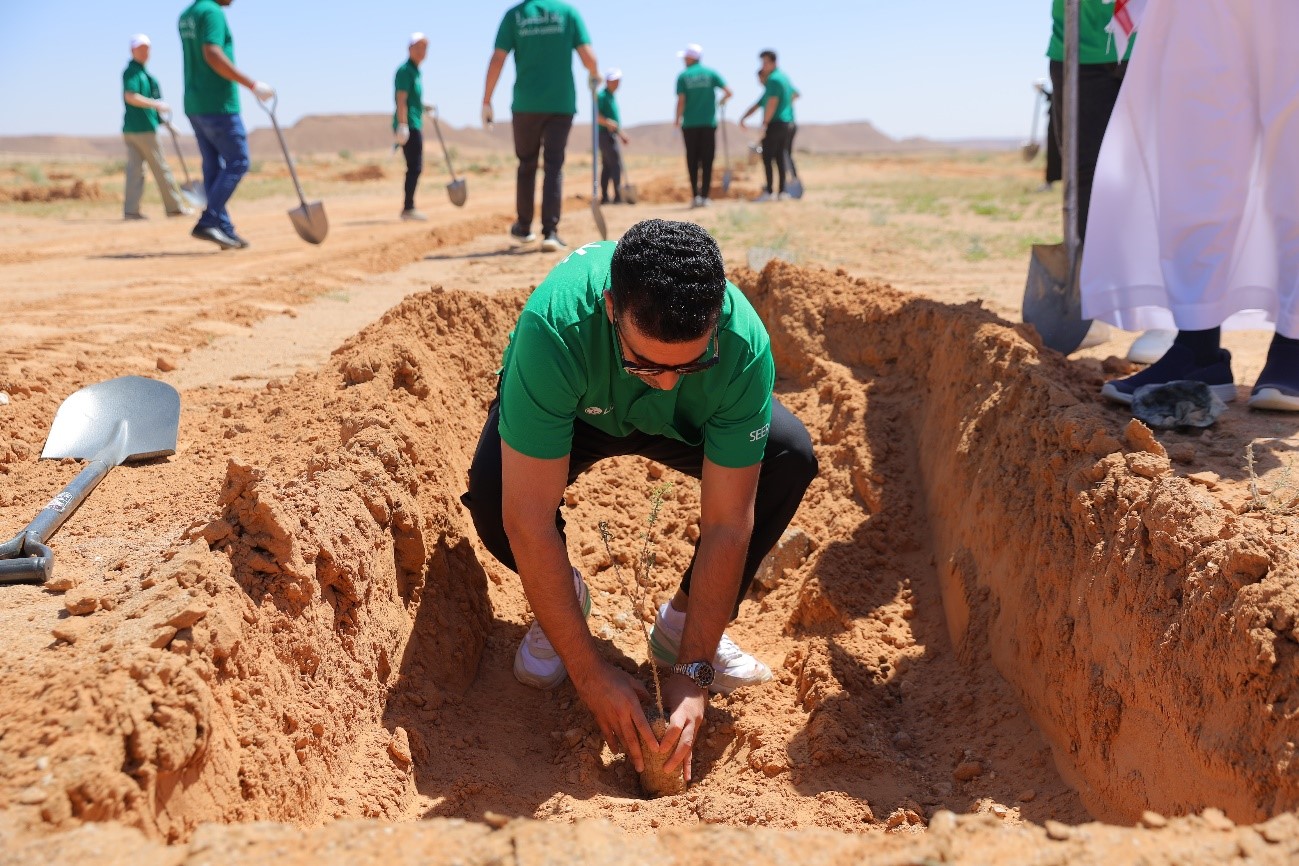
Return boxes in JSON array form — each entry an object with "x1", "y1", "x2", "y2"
[
  {"x1": 124, "y1": 212, "x2": 147, "y2": 221},
  {"x1": 509, "y1": 222, "x2": 536, "y2": 244},
  {"x1": 1100, "y1": 344, "x2": 1236, "y2": 406},
  {"x1": 191, "y1": 225, "x2": 240, "y2": 250},
  {"x1": 226, "y1": 231, "x2": 251, "y2": 249},
  {"x1": 540, "y1": 232, "x2": 567, "y2": 252}
]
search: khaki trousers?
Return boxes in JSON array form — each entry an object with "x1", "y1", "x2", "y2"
[{"x1": 122, "y1": 131, "x2": 186, "y2": 216}]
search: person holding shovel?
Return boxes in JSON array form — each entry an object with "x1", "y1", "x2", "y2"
[
  {"x1": 120, "y1": 34, "x2": 190, "y2": 220},
  {"x1": 178, "y1": 0, "x2": 275, "y2": 250},
  {"x1": 739, "y1": 50, "x2": 794, "y2": 202},
  {"x1": 482, "y1": 0, "x2": 600, "y2": 253},
  {"x1": 597, "y1": 69, "x2": 628, "y2": 205},
  {"x1": 394, "y1": 32, "x2": 429, "y2": 222},
  {"x1": 462, "y1": 219, "x2": 818, "y2": 782},
  {"x1": 674, "y1": 43, "x2": 732, "y2": 209}
]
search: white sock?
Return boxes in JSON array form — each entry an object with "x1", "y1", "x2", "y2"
[{"x1": 660, "y1": 601, "x2": 687, "y2": 630}]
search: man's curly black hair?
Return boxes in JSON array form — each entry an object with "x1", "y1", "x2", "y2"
[{"x1": 609, "y1": 219, "x2": 725, "y2": 342}]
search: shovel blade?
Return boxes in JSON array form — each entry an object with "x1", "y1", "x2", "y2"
[
  {"x1": 591, "y1": 199, "x2": 607, "y2": 240},
  {"x1": 447, "y1": 179, "x2": 467, "y2": 208},
  {"x1": 722, "y1": 168, "x2": 733, "y2": 194},
  {"x1": 786, "y1": 177, "x2": 804, "y2": 199},
  {"x1": 1021, "y1": 142, "x2": 1041, "y2": 162},
  {"x1": 181, "y1": 181, "x2": 207, "y2": 210},
  {"x1": 1022, "y1": 243, "x2": 1092, "y2": 355},
  {"x1": 621, "y1": 183, "x2": 637, "y2": 205},
  {"x1": 42, "y1": 376, "x2": 180, "y2": 465},
  {"x1": 290, "y1": 201, "x2": 329, "y2": 245}
]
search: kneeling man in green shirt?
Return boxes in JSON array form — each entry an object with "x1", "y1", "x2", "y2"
[{"x1": 463, "y1": 219, "x2": 818, "y2": 782}]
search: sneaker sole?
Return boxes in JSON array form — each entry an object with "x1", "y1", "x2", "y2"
[
  {"x1": 540, "y1": 239, "x2": 563, "y2": 252},
  {"x1": 1248, "y1": 387, "x2": 1299, "y2": 411},
  {"x1": 509, "y1": 231, "x2": 536, "y2": 245},
  {"x1": 1102, "y1": 381, "x2": 1237, "y2": 406}
]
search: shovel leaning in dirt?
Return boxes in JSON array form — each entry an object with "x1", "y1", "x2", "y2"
[
  {"x1": 1021, "y1": 81, "x2": 1046, "y2": 162},
  {"x1": 1022, "y1": 0, "x2": 1092, "y2": 354},
  {"x1": 619, "y1": 148, "x2": 637, "y2": 205},
  {"x1": 784, "y1": 151, "x2": 804, "y2": 200},
  {"x1": 427, "y1": 105, "x2": 467, "y2": 207},
  {"x1": 719, "y1": 106, "x2": 733, "y2": 194},
  {"x1": 589, "y1": 80, "x2": 608, "y2": 240},
  {"x1": 259, "y1": 93, "x2": 329, "y2": 245},
  {"x1": 0, "y1": 376, "x2": 180, "y2": 586},
  {"x1": 160, "y1": 112, "x2": 207, "y2": 210}
]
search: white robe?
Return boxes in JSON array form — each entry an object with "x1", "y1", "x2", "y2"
[{"x1": 1080, "y1": 0, "x2": 1299, "y2": 338}]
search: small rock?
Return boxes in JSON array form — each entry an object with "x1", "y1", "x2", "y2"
[
  {"x1": 44, "y1": 574, "x2": 78, "y2": 592},
  {"x1": 1044, "y1": 820, "x2": 1072, "y2": 841},
  {"x1": 1017, "y1": 789, "x2": 1037, "y2": 803},
  {"x1": 990, "y1": 804, "x2": 1010, "y2": 819},
  {"x1": 149, "y1": 626, "x2": 178, "y2": 649},
  {"x1": 51, "y1": 620, "x2": 87, "y2": 644},
  {"x1": 1140, "y1": 810, "x2": 1168, "y2": 829},
  {"x1": 928, "y1": 810, "x2": 957, "y2": 834},
  {"x1": 388, "y1": 727, "x2": 412, "y2": 765},
  {"x1": 891, "y1": 731, "x2": 912, "y2": 750},
  {"x1": 753, "y1": 528, "x2": 812, "y2": 591},
  {"x1": 167, "y1": 600, "x2": 209, "y2": 630},
  {"x1": 64, "y1": 590, "x2": 98, "y2": 616},
  {"x1": 156, "y1": 356, "x2": 177, "y2": 373},
  {"x1": 953, "y1": 760, "x2": 983, "y2": 782},
  {"x1": 1260, "y1": 818, "x2": 1290, "y2": 843},
  {"x1": 1167, "y1": 442, "x2": 1197, "y2": 464},
  {"x1": 483, "y1": 811, "x2": 510, "y2": 829},
  {"x1": 562, "y1": 728, "x2": 585, "y2": 749},
  {"x1": 0, "y1": 391, "x2": 9, "y2": 405},
  {"x1": 17, "y1": 787, "x2": 47, "y2": 805},
  {"x1": 1186, "y1": 471, "x2": 1220, "y2": 490},
  {"x1": 1201, "y1": 807, "x2": 1234, "y2": 831}
]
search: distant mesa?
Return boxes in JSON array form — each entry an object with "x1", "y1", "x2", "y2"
[{"x1": 0, "y1": 115, "x2": 1015, "y2": 159}]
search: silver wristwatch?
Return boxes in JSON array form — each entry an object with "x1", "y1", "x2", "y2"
[{"x1": 672, "y1": 660, "x2": 715, "y2": 690}]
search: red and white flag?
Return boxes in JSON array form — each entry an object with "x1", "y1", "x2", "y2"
[{"x1": 1103, "y1": 0, "x2": 1147, "y2": 59}]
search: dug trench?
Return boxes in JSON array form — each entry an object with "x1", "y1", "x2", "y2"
[{"x1": 1, "y1": 261, "x2": 1298, "y2": 862}]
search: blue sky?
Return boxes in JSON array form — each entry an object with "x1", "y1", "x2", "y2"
[{"x1": 0, "y1": 1, "x2": 1053, "y2": 140}]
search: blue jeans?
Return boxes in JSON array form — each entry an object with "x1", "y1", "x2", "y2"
[{"x1": 188, "y1": 112, "x2": 249, "y2": 235}]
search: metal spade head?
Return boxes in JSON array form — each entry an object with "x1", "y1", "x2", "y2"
[
  {"x1": 42, "y1": 376, "x2": 180, "y2": 465},
  {"x1": 1021, "y1": 141, "x2": 1041, "y2": 162},
  {"x1": 786, "y1": 177, "x2": 804, "y2": 199},
  {"x1": 1023, "y1": 242, "x2": 1091, "y2": 355},
  {"x1": 290, "y1": 201, "x2": 329, "y2": 244},
  {"x1": 722, "y1": 168, "x2": 733, "y2": 193},
  {"x1": 621, "y1": 182, "x2": 637, "y2": 205},
  {"x1": 180, "y1": 181, "x2": 207, "y2": 210},
  {"x1": 447, "y1": 178, "x2": 467, "y2": 207},
  {"x1": 590, "y1": 198, "x2": 608, "y2": 240}
]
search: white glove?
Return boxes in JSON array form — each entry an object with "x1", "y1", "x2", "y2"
[
  {"x1": 395, "y1": 123, "x2": 410, "y2": 146},
  {"x1": 253, "y1": 81, "x2": 275, "y2": 102},
  {"x1": 152, "y1": 99, "x2": 171, "y2": 115},
  {"x1": 423, "y1": 104, "x2": 437, "y2": 120},
  {"x1": 588, "y1": 72, "x2": 602, "y2": 91},
  {"x1": 481, "y1": 102, "x2": 494, "y2": 129}
]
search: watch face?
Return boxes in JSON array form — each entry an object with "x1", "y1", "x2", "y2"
[{"x1": 691, "y1": 661, "x2": 714, "y2": 687}]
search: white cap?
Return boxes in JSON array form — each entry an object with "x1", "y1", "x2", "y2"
[
  {"x1": 605, "y1": 68, "x2": 622, "y2": 83},
  {"x1": 129, "y1": 34, "x2": 151, "y2": 50},
  {"x1": 409, "y1": 31, "x2": 427, "y2": 46},
  {"x1": 677, "y1": 43, "x2": 702, "y2": 61}
]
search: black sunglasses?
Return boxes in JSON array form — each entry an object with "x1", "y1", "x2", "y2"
[{"x1": 613, "y1": 313, "x2": 721, "y2": 376}]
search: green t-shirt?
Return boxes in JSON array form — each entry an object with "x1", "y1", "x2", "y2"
[
  {"x1": 179, "y1": 0, "x2": 239, "y2": 115},
  {"x1": 498, "y1": 242, "x2": 775, "y2": 468},
  {"x1": 394, "y1": 60, "x2": 423, "y2": 130},
  {"x1": 494, "y1": 0, "x2": 591, "y2": 115},
  {"x1": 122, "y1": 60, "x2": 161, "y2": 133},
  {"x1": 597, "y1": 88, "x2": 619, "y2": 127},
  {"x1": 676, "y1": 64, "x2": 727, "y2": 129},
  {"x1": 759, "y1": 69, "x2": 795, "y2": 124},
  {"x1": 1047, "y1": 0, "x2": 1135, "y2": 63}
]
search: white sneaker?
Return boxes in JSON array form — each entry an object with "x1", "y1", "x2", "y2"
[
  {"x1": 752, "y1": 191, "x2": 775, "y2": 203},
  {"x1": 777, "y1": 191, "x2": 793, "y2": 201},
  {"x1": 513, "y1": 568, "x2": 592, "y2": 690},
  {"x1": 1127, "y1": 329, "x2": 1177, "y2": 365},
  {"x1": 690, "y1": 195, "x2": 703, "y2": 208},
  {"x1": 1078, "y1": 319, "x2": 1112, "y2": 350},
  {"x1": 699, "y1": 197, "x2": 711, "y2": 207},
  {"x1": 648, "y1": 602, "x2": 772, "y2": 695}
]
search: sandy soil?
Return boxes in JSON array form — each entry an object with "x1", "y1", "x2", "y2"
[{"x1": 1, "y1": 150, "x2": 1297, "y2": 864}]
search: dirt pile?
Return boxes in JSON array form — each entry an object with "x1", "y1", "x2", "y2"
[
  {"x1": 337, "y1": 165, "x2": 386, "y2": 183},
  {"x1": 1, "y1": 258, "x2": 1298, "y2": 862},
  {"x1": 632, "y1": 171, "x2": 762, "y2": 204},
  {"x1": 0, "y1": 180, "x2": 102, "y2": 203}
]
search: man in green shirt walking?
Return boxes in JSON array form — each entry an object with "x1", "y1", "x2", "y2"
[
  {"x1": 394, "y1": 32, "x2": 429, "y2": 221},
  {"x1": 483, "y1": 1, "x2": 601, "y2": 252},
  {"x1": 463, "y1": 219, "x2": 817, "y2": 783},
  {"x1": 120, "y1": 34, "x2": 189, "y2": 220},
  {"x1": 740, "y1": 50, "x2": 795, "y2": 201},
  {"x1": 597, "y1": 69, "x2": 628, "y2": 204},
  {"x1": 674, "y1": 43, "x2": 732, "y2": 208},
  {"x1": 179, "y1": 0, "x2": 275, "y2": 250}
]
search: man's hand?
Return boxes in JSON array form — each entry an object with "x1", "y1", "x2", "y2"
[
  {"x1": 423, "y1": 104, "x2": 437, "y2": 120},
  {"x1": 619, "y1": 132, "x2": 630, "y2": 145},
  {"x1": 659, "y1": 674, "x2": 708, "y2": 782},
  {"x1": 571, "y1": 662, "x2": 654, "y2": 772},
  {"x1": 395, "y1": 123, "x2": 410, "y2": 146},
  {"x1": 589, "y1": 72, "x2": 603, "y2": 91},
  {"x1": 481, "y1": 102, "x2": 494, "y2": 129},
  {"x1": 152, "y1": 99, "x2": 171, "y2": 115},
  {"x1": 252, "y1": 81, "x2": 275, "y2": 102}
]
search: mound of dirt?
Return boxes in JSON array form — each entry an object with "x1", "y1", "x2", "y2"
[
  {"x1": 337, "y1": 165, "x2": 386, "y2": 183},
  {"x1": 0, "y1": 180, "x2": 101, "y2": 203},
  {"x1": 632, "y1": 170, "x2": 762, "y2": 204},
  {"x1": 1, "y1": 259, "x2": 1298, "y2": 862}
]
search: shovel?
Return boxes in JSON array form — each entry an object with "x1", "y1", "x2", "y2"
[
  {"x1": 0, "y1": 377, "x2": 180, "y2": 586},
  {"x1": 428, "y1": 105, "x2": 467, "y2": 207},
  {"x1": 160, "y1": 112, "x2": 207, "y2": 210},
  {"x1": 784, "y1": 151, "x2": 804, "y2": 200},
  {"x1": 259, "y1": 93, "x2": 329, "y2": 245},
  {"x1": 1022, "y1": 82, "x2": 1046, "y2": 162},
  {"x1": 1022, "y1": 0, "x2": 1092, "y2": 355},
  {"x1": 619, "y1": 148, "x2": 637, "y2": 205},
  {"x1": 589, "y1": 81, "x2": 607, "y2": 240},
  {"x1": 719, "y1": 106, "x2": 733, "y2": 194}
]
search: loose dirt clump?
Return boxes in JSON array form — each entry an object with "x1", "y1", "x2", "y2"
[
  {"x1": 0, "y1": 180, "x2": 102, "y2": 203},
  {"x1": 1, "y1": 258, "x2": 1298, "y2": 863},
  {"x1": 337, "y1": 164, "x2": 385, "y2": 182},
  {"x1": 633, "y1": 170, "x2": 762, "y2": 203}
]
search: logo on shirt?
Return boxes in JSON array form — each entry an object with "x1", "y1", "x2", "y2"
[
  {"x1": 749, "y1": 423, "x2": 770, "y2": 442},
  {"x1": 585, "y1": 405, "x2": 613, "y2": 416}
]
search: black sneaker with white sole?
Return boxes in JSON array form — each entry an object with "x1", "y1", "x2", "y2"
[
  {"x1": 509, "y1": 222, "x2": 536, "y2": 244},
  {"x1": 540, "y1": 231, "x2": 566, "y2": 252},
  {"x1": 191, "y1": 225, "x2": 240, "y2": 250}
]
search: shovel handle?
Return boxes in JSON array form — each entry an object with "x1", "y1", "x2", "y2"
[
  {"x1": 0, "y1": 536, "x2": 53, "y2": 585},
  {"x1": 429, "y1": 108, "x2": 459, "y2": 181},
  {"x1": 259, "y1": 94, "x2": 310, "y2": 208}
]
